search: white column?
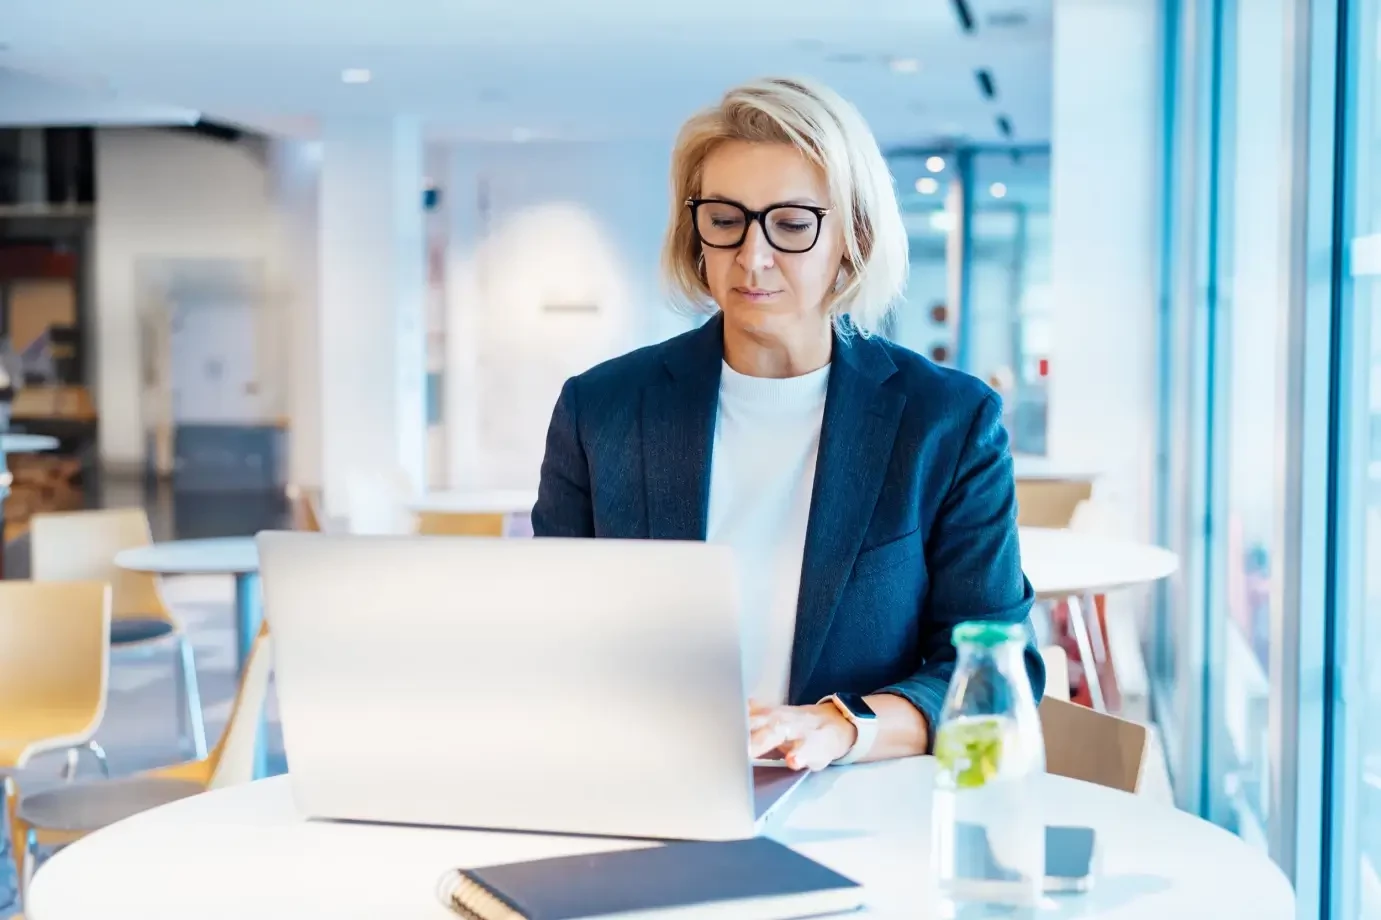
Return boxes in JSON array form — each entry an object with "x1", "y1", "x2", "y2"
[
  {"x1": 318, "y1": 118, "x2": 428, "y2": 517},
  {"x1": 267, "y1": 139, "x2": 323, "y2": 493},
  {"x1": 1049, "y1": 0, "x2": 1162, "y2": 541}
]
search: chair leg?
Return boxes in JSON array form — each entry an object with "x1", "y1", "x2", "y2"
[
  {"x1": 2, "y1": 777, "x2": 18, "y2": 912},
  {"x1": 1066, "y1": 594, "x2": 1107, "y2": 712},
  {"x1": 18, "y1": 828, "x2": 35, "y2": 907},
  {"x1": 176, "y1": 634, "x2": 209, "y2": 760},
  {"x1": 86, "y1": 740, "x2": 110, "y2": 778},
  {"x1": 60, "y1": 748, "x2": 80, "y2": 783}
]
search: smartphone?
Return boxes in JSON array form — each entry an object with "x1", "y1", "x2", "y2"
[
  {"x1": 1044, "y1": 825, "x2": 1097, "y2": 892},
  {"x1": 952, "y1": 823, "x2": 1098, "y2": 893}
]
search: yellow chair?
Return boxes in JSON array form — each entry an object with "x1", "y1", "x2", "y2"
[
  {"x1": 415, "y1": 510, "x2": 507, "y2": 537},
  {"x1": 1015, "y1": 480, "x2": 1094, "y2": 528},
  {"x1": 0, "y1": 581, "x2": 111, "y2": 774},
  {"x1": 29, "y1": 508, "x2": 207, "y2": 762},
  {"x1": 6, "y1": 627, "x2": 274, "y2": 904}
]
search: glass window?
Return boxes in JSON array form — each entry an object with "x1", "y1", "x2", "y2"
[
  {"x1": 1205, "y1": 0, "x2": 1291, "y2": 847},
  {"x1": 889, "y1": 151, "x2": 956, "y2": 365},
  {"x1": 1337, "y1": 0, "x2": 1381, "y2": 915},
  {"x1": 968, "y1": 150, "x2": 1051, "y2": 456},
  {"x1": 887, "y1": 147, "x2": 1052, "y2": 454}
]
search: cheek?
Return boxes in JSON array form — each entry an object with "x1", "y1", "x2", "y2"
[
  {"x1": 703, "y1": 251, "x2": 736, "y2": 293},
  {"x1": 782, "y1": 252, "x2": 840, "y2": 299}
]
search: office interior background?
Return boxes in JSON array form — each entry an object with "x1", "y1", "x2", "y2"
[{"x1": 0, "y1": 0, "x2": 1376, "y2": 917}]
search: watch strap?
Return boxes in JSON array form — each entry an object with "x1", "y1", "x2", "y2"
[{"x1": 821, "y1": 694, "x2": 879, "y2": 765}]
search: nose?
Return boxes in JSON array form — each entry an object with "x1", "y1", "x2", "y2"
[{"x1": 735, "y1": 219, "x2": 775, "y2": 272}]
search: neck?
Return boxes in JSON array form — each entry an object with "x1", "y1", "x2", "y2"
[{"x1": 721, "y1": 316, "x2": 833, "y2": 378}]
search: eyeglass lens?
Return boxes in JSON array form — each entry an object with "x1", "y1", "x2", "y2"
[{"x1": 694, "y1": 202, "x2": 821, "y2": 253}]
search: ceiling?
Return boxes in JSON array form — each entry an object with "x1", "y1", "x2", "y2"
[{"x1": 0, "y1": 0, "x2": 1051, "y2": 149}]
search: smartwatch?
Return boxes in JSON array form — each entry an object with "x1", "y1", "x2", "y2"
[{"x1": 819, "y1": 692, "x2": 879, "y2": 764}]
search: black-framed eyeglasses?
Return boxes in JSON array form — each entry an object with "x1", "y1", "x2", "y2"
[{"x1": 685, "y1": 198, "x2": 831, "y2": 254}]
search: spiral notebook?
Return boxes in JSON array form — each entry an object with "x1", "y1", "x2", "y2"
[{"x1": 436, "y1": 837, "x2": 864, "y2": 920}]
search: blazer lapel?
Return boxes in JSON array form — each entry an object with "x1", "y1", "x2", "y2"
[
  {"x1": 789, "y1": 333, "x2": 904, "y2": 703},
  {"x1": 642, "y1": 316, "x2": 724, "y2": 540}
]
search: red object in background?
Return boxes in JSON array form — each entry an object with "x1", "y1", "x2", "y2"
[
  {"x1": 1038, "y1": 358, "x2": 1050, "y2": 377},
  {"x1": 1048, "y1": 595, "x2": 1124, "y2": 712},
  {"x1": 0, "y1": 245, "x2": 77, "y2": 281}
]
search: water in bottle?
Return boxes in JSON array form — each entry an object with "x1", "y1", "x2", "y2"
[{"x1": 932, "y1": 621, "x2": 1047, "y2": 915}]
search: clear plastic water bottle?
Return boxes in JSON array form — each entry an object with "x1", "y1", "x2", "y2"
[{"x1": 932, "y1": 621, "x2": 1047, "y2": 915}]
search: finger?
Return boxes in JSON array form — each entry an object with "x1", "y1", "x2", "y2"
[
  {"x1": 749, "y1": 721, "x2": 791, "y2": 758},
  {"x1": 748, "y1": 710, "x2": 778, "y2": 731},
  {"x1": 782, "y1": 734, "x2": 833, "y2": 773}
]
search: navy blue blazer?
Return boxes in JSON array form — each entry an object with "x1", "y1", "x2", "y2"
[{"x1": 532, "y1": 314, "x2": 1044, "y2": 741}]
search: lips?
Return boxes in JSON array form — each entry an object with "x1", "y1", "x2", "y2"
[{"x1": 735, "y1": 288, "x2": 781, "y2": 300}]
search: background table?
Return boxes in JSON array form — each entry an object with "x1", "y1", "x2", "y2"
[
  {"x1": 0, "y1": 433, "x2": 60, "y2": 454},
  {"x1": 115, "y1": 537, "x2": 261, "y2": 673},
  {"x1": 1012, "y1": 455, "x2": 1100, "y2": 483},
  {"x1": 1019, "y1": 527, "x2": 1178, "y2": 711},
  {"x1": 26, "y1": 757, "x2": 1292, "y2": 920},
  {"x1": 1020, "y1": 527, "x2": 1178, "y2": 598},
  {"x1": 409, "y1": 488, "x2": 538, "y2": 515},
  {"x1": 114, "y1": 537, "x2": 265, "y2": 779}
]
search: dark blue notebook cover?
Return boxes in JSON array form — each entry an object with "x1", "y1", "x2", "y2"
[{"x1": 451, "y1": 837, "x2": 861, "y2": 919}]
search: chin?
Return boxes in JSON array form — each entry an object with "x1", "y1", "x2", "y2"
[{"x1": 720, "y1": 299, "x2": 803, "y2": 335}]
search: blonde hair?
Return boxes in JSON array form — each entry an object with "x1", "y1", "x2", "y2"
[{"x1": 661, "y1": 76, "x2": 908, "y2": 336}]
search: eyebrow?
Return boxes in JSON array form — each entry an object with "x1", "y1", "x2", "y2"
[{"x1": 699, "y1": 194, "x2": 826, "y2": 209}]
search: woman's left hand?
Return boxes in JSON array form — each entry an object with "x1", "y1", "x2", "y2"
[{"x1": 749, "y1": 699, "x2": 857, "y2": 772}]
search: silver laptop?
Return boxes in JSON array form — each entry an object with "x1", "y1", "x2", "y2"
[{"x1": 257, "y1": 531, "x2": 806, "y2": 841}]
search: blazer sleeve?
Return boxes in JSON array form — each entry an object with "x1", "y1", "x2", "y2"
[
  {"x1": 876, "y1": 392, "x2": 1044, "y2": 747},
  {"x1": 531, "y1": 377, "x2": 596, "y2": 538}
]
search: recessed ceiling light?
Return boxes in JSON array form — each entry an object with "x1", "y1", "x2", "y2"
[
  {"x1": 915, "y1": 177, "x2": 940, "y2": 195},
  {"x1": 890, "y1": 58, "x2": 921, "y2": 74},
  {"x1": 926, "y1": 156, "x2": 946, "y2": 173},
  {"x1": 989, "y1": 182, "x2": 1008, "y2": 199},
  {"x1": 341, "y1": 68, "x2": 372, "y2": 84}
]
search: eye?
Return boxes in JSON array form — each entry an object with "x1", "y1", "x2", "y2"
[{"x1": 773, "y1": 220, "x2": 813, "y2": 234}]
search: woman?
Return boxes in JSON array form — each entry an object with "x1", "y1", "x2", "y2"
[{"x1": 532, "y1": 76, "x2": 1043, "y2": 772}]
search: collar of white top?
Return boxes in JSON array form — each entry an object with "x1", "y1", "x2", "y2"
[{"x1": 718, "y1": 360, "x2": 830, "y2": 412}]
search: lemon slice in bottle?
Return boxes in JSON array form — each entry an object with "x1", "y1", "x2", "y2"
[{"x1": 935, "y1": 716, "x2": 1008, "y2": 789}]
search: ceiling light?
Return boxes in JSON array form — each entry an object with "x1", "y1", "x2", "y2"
[
  {"x1": 929, "y1": 211, "x2": 955, "y2": 232},
  {"x1": 915, "y1": 177, "x2": 939, "y2": 195},
  {"x1": 340, "y1": 68, "x2": 372, "y2": 84},
  {"x1": 926, "y1": 156, "x2": 946, "y2": 173},
  {"x1": 989, "y1": 182, "x2": 1008, "y2": 199},
  {"x1": 890, "y1": 58, "x2": 921, "y2": 74}
]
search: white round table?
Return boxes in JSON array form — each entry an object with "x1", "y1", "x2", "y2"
[
  {"x1": 25, "y1": 758, "x2": 1292, "y2": 920},
  {"x1": 1018, "y1": 527, "x2": 1178, "y2": 712},
  {"x1": 0, "y1": 433, "x2": 60, "y2": 453},
  {"x1": 409, "y1": 488, "x2": 538, "y2": 515},
  {"x1": 1012, "y1": 455, "x2": 1100, "y2": 483},
  {"x1": 1019, "y1": 527, "x2": 1178, "y2": 599},
  {"x1": 114, "y1": 537, "x2": 265, "y2": 778},
  {"x1": 115, "y1": 537, "x2": 260, "y2": 668}
]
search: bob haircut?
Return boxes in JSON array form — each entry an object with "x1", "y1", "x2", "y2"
[{"x1": 661, "y1": 76, "x2": 909, "y2": 337}]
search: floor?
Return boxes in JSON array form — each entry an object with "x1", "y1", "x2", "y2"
[{"x1": 1, "y1": 480, "x2": 290, "y2": 915}]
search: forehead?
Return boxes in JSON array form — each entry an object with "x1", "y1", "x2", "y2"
[{"x1": 699, "y1": 141, "x2": 829, "y2": 208}]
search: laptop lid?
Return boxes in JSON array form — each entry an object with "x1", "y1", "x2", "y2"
[{"x1": 259, "y1": 531, "x2": 768, "y2": 841}]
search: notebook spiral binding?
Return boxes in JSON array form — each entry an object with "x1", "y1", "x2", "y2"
[{"x1": 435, "y1": 870, "x2": 525, "y2": 920}]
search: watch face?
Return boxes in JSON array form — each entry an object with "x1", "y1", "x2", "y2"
[{"x1": 836, "y1": 692, "x2": 877, "y2": 720}]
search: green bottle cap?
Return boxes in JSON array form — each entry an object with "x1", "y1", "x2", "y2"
[{"x1": 951, "y1": 621, "x2": 1025, "y2": 648}]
